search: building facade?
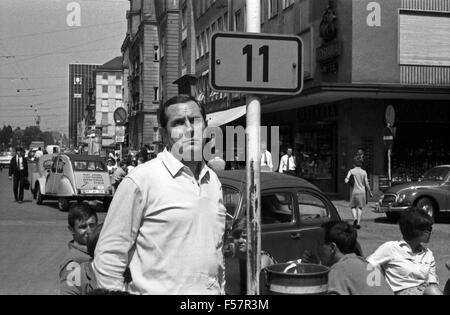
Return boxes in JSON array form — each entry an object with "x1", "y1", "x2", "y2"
[
  {"x1": 92, "y1": 56, "x2": 124, "y2": 155},
  {"x1": 69, "y1": 63, "x2": 99, "y2": 148},
  {"x1": 176, "y1": 0, "x2": 450, "y2": 198},
  {"x1": 122, "y1": 0, "x2": 161, "y2": 151}
]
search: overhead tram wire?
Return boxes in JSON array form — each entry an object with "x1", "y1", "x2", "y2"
[
  {"x1": 1, "y1": 34, "x2": 124, "y2": 65},
  {"x1": 0, "y1": 20, "x2": 125, "y2": 41}
]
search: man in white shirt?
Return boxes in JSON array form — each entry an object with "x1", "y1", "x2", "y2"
[
  {"x1": 34, "y1": 147, "x2": 44, "y2": 160},
  {"x1": 93, "y1": 95, "x2": 226, "y2": 295},
  {"x1": 279, "y1": 148, "x2": 296, "y2": 175},
  {"x1": 261, "y1": 142, "x2": 273, "y2": 172}
]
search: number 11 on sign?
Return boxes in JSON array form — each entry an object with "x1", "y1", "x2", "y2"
[{"x1": 243, "y1": 44, "x2": 269, "y2": 82}]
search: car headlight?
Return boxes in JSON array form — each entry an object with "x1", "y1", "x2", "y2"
[{"x1": 398, "y1": 194, "x2": 407, "y2": 203}]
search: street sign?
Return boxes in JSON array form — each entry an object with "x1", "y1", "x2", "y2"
[
  {"x1": 383, "y1": 126, "x2": 394, "y2": 150},
  {"x1": 114, "y1": 107, "x2": 127, "y2": 125},
  {"x1": 385, "y1": 105, "x2": 396, "y2": 126},
  {"x1": 210, "y1": 32, "x2": 303, "y2": 95},
  {"x1": 115, "y1": 126, "x2": 125, "y2": 143}
]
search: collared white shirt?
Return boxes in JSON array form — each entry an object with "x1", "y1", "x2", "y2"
[
  {"x1": 93, "y1": 149, "x2": 226, "y2": 295},
  {"x1": 261, "y1": 150, "x2": 273, "y2": 172},
  {"x1": 367, "y1": 240, "x2": 438, "y2": 293},
  {"x1": 17, "y1": 156, "x2": 24, "y2": 171},
  {"x1": 278, "y1": 155, "x2": 296, "y2": 173}
]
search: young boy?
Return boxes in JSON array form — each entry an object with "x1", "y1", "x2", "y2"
[{"x1": 59, "y1": 203, "x2": 98, "y2": 295}]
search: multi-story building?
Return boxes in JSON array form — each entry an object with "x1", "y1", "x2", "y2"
[
  {"x1": 176, "y1": 0, "x2": 450, "y2": 198},
  {"x1": 122, "y1": 0, "x2": 161, "y2": 151},
  {"x1": 155, "y1": 0, "x2": 181, "y2": 104},
  {"x1": 93, "y1": 56, "x2": 124, "y2": 155},
  {"x1": 69, "y1": 63, "x2": 99, "y2": 148}
]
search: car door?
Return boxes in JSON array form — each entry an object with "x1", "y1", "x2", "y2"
[
  {"x1": 260, "y1": 190, "x2": 302, "y2": 264},
  {"x1": 442, "y1": 171, "x2": 450, "y2": 210},
  {"x1": 53, "y1": 157, "x2": 66, "y2": 195},
  {"x1": 45, "y1": 157, "x2": 58, "y2": 194},
  {"x1": 294, "y1": 189, "x2": 332, "y2": 260}
]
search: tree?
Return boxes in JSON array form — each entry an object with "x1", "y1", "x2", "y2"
[
  {"x1": 11, "y1": 127, "x2": 25, "y2": 148},
  {"x1": 23, "y1": 126, "x2": 43, "y2": 148},
  {"x1": 0, "y1": 125, "x2": 13, "y2": 151}
]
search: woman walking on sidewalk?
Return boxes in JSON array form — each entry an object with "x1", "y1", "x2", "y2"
[{"x1": 345, "y1": 157, "x2": 373, "y2": 229}]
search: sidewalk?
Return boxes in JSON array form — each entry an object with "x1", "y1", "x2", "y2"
[{"x1": 332, "y1": 200, "x2": 385, "y2": 221}]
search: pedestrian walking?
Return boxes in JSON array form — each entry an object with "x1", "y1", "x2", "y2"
[
  {"x1": 367, "y1": 207, "x2": 442, "y2": 295},
  {"x1": 345, "y1": 156, "x2": 373, "y2": 229},
  {"x1": 93, "y1": 95, "x2": 226, "y2": 295},
  {"x1": 261, "y1": 141, "x2": 273, "y2": 172},
  {"x1": 8, "y1": 147, "x2": 28, "y2": 203},
  {"x1": 279, "y1": 147, "x2": 296, "y2": 175}
]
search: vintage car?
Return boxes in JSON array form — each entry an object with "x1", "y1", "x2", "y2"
[
  {"x1": 0, "y1": 151, "x2": 13, "y2": 169},
  {"x1": 34, "y1": 154, "x2": 114, "y2": 211},
  {"x1": 218, "y1": 170, "x2": 345, "y2": 295},
  {"x1": 377, "y1": 165, "x2": 450, "y2": 221}
]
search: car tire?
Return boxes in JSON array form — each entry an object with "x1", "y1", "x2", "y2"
[
  {"x1": 386, "y1": 212, "x2": 400, "y2": 222},
  {"x1": 416, "y1": 197, "x2": 437, "y2": 220},
  {"x1": 36, "y1": 186, "x2": 44, "y2": 205},
  {"x1": 58, "y1": 198, "x2": 69, "y2": 212}
]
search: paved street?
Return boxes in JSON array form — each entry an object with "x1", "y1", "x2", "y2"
[{"x1": 0, "y1": 170, "x2": 448, "y2": 294}]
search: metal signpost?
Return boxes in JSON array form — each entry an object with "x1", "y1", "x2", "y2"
[
  {"x1": 384, "y1": 106, "x2": 396, "y2": 186},
  {"x1": 210, "y1": 0, "x2": 303, "y2": 295},
  {"x1": 114, "y1": 107, "x2": 127, "y2": 161}
]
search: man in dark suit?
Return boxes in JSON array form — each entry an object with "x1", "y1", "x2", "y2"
[{"x1": 9, "y1": 147, "x2": 28, "y2": 203}]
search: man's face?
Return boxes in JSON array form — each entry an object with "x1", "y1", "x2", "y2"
[
  {"x1": 163, "y1": 101, "x2": 206, "y2": 161},
  {"x1": 261, "y1": 143, "x2": 267, "y2": 152},
  {"x1": 287, "y1": 149, "x2": 293, "y2": 157},
  {"x1": 70, "y1": 216, "x2": 98, "y2": 246}
]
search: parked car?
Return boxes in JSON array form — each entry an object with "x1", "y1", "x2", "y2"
[
  {"x1": 217, "y1": 170, "x2": 345, "y2": 295},
  {"x1": 0, "y1": 151, "x2": 13, "y2": 169},
  {"x1": 377, "y1": 165, "x2": 450, "y2": 221},
  {"x1": 35, "y1": 154, "x2": 114, "y2": 211}
]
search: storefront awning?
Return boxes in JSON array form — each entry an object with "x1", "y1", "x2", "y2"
[{"x1": 206, "y1": 105, "x2": 246, "y2": 127}]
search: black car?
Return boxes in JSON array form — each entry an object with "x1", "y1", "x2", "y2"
[{"x1": 218, "y1": 170, "x2": 344, "y2": 294}]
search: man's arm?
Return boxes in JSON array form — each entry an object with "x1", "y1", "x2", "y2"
[
  {"x1": 93, "y1": 178, "x2": 145, "y2": 291},
  {"x1": 278, "y1": 156, "x2": 285, "y2": 173},
  {"x1": 268, "y1": 152, "x2": 273, "y2": 171},
  {"x1": 9, "y1": 157, "x2": 14, "y2": 177}
]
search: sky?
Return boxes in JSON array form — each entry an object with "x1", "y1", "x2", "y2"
[{"x1": 0, "y1": 0, "x2": 129, "y2": 135}]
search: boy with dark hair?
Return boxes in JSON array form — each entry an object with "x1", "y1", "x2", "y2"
[
  {"x1": 59, "y1": 203, "x2": 98, "y2": 295},
  {"x1": 317, "y1": 221, "x2": 392, "y2": 295}
]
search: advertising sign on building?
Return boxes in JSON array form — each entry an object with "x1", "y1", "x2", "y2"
[{"x1": 115, "y1": 126, "x2": 125, "y2": 143}]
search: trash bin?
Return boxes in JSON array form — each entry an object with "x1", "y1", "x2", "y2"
[{"x1": 265, "y1": 263, "x2": 330, "y2": 295}]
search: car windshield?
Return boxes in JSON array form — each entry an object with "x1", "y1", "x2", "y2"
[
  {"x1": 72, "y1": 160, "x2": 107, "y2": 172},
  {"x1": 422, "y1": 167, "x2": 450, "y2": 181},
  {"x1": 1, "y1": 152, "x2": 12, "y2": 157}
]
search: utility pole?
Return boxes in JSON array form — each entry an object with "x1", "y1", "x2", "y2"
[{"x1": 245, "y1": 0, "x2": 262, "y2": 295}]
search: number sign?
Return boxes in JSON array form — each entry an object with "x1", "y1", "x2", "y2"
[{"x1": 210, "y1": 32, "x2": 303, "y2": 95}]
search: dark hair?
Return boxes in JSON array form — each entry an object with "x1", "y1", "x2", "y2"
[
  {"x1": 68, "y1": 203, "x2": 97, "y2": 228},
  {"x1": 158, "y1": 94, "x2": 206, "y2": 129},
  {"x1": 399, "y1": 207, "x2": 434, "y2": 241},
  {"x1": 354, "y1": 156, "x2": 363, "y2": 167},
  {"x1": 87, "y1": 223, "x2": 103, "y2": 257},
  {"x1": 321, "y1": 221, "x2": 358, "y2": 255}
]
